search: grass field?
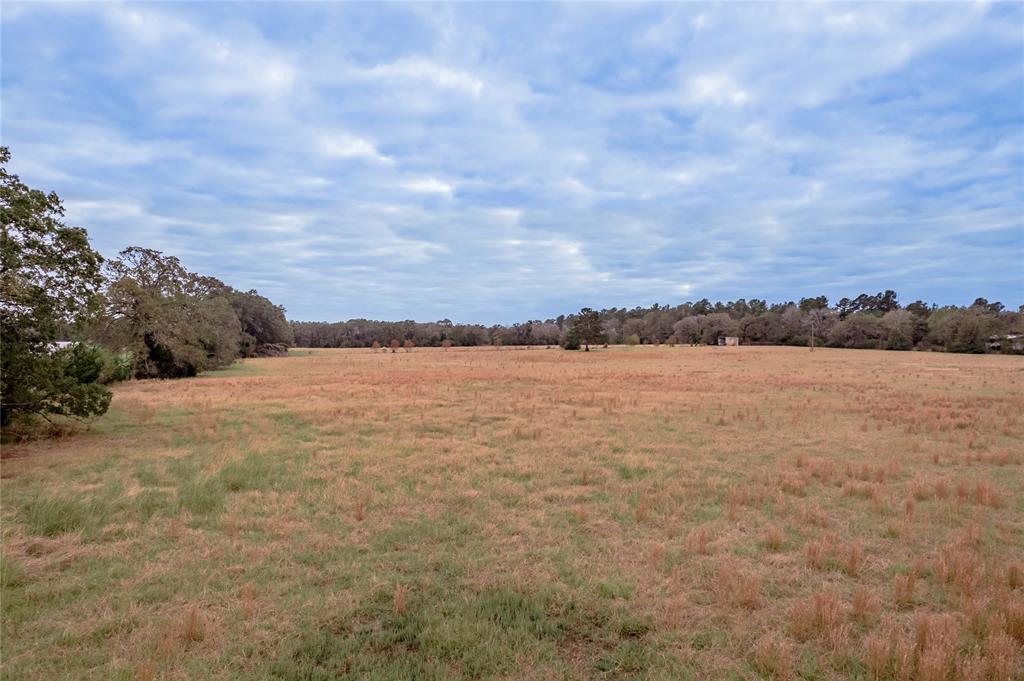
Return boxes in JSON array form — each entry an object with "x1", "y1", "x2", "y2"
[{"x1": 1, "y1": 346, "x2": 1022, "y2": 680}]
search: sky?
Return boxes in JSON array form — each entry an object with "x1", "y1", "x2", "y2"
[{"x1": 2, "y1": 2, "x2": 1022, "y2": 323}]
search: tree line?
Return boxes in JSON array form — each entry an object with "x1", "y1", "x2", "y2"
[
  {"x1": 1, "y1": 148, "x2": 292, "y2": 428},
  {"x1": 291, "y1": 294, "x2": 1022, "y2": 355}
]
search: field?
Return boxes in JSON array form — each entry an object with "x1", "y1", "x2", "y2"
[{"x1": 1, "y1": 346, "x2": 1022, "y2": 680}]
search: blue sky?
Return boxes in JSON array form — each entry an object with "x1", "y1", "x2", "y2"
[{"x1": 2, "y1": 2, "x2": 1022, "y2": 323}]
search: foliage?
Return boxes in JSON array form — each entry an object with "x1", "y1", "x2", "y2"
[
  {"x1": 229, "y1": 289, "x2": 294, "y2": 357},
  {"x1": 930, "y1": 307, "x2": 1001, "y2": 354},
  {"x1": 94, "y1": 345, "x2": 134, "y2": 384},
  {"x1": 0, "y1": 147, "x2": 110, "y2": 426},
  {"x1": 828, "y1": 314, "x2": 886, "y2": 349},
  {"x1": 292, "y1": 294, "x2": 1021, "y2": 355},
  {"x1": 98, "y1": 247, "x2": 244, "y2": 378},
  {"x1": 561, "y1": 326, "x2": 581, "y2": 350},
  {"x1": 836, "y1": 290, "x2": 900, "y2": 318},
  {"x1": 571, "y1": 307, "x2": 604, "y2": 350},
  {"x1": 0, "y1": 149, "x2": 294, "y2": 437}
]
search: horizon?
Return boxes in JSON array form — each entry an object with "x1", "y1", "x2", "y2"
[
  {"x1": 2, "y1": 2, "x2": 1022, "y2": 325},
  {"x1": 284, "y1": 291, "x2": 1018, "y2": 327}
]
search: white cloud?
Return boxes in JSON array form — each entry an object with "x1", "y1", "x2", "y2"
[
  {"x1": 320, "y1": 134, "x2": 394, "y2": 165},
  {"x1": 361, "y1": 57, "x2": 484, "y2": 96},
  {"x1": 687, "y1": 73, "x2": 750, "y2": 107},
  {"x1": 401, "y1": 177, "x2": 454, "y2": 197}
]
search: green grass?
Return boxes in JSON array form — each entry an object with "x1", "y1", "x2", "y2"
[{"x1": 270, "y1": 585, "x2": 676, "y2": 680}]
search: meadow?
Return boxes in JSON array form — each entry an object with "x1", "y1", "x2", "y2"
[{"x1": 1, "y1": 346, "x2": 1022, "y2": 680}]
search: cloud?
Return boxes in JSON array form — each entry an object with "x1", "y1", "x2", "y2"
[
  {"x1": 360, "y1": 57, "x2": 484, "y2": 97},
  {"x1": 320, "y1": 133, "x2": 394, "y2": 165},
  {"x1": 687, "y1": 73, "x2": 750, "y2": 107},
  {"x1": 401, "y1": 177, "x2": 454, "y2": 197},
  {"x1": 1, "y1": 1, "x2": 1020, "y2": 322}
]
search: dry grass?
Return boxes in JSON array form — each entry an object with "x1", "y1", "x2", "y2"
[{"x1": 1, "y1": 345, "x2": 1022, "y2": 679}]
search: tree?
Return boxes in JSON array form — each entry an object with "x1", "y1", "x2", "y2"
[
  {"x1": 1, "y1": 147, "x2": 111, "y2": 426},
  {"x1": 561, "y1": 326, "x2": 581, "y2": 350},
  {"x1": 804, "y1": 308, "x2": 831, "y2": 351},
  {"x1": 99, "y1": 247, "x2": 240, "y2": 378},
  {"x1": 931, "y1": 308, "x2": 999, "y2": 354},
  {"x1": 700, "y1": 313, "x2": 738, "y2": 345},
  {"x1": 799, "y1": 296, "x2": 829, "y2": 313},
  {"x1": 837, "y1": 291, "x2": 899, "y2": 318},
  {"x1": 828, "y1": 314, "x2": 884, "y2": 349},
  {"x1": 572, "y1": 307, "x2": 603, "y2": 351},
  {"x1": 229, "y1": 289, "x2": 293, "y2": 357},
  {"x1": 971, "y1": 298, "x2": 1004, "y2": 314},
  {"x1": 601, "y1": 317, "x2": 622, "y2": 345},
  {"x1": 673, "y1": 316, "x2": 702, "y2": 345},
  {"x1": 881, "y1": 310, "x2": 922, "y2": 350},
  {"x1": 904, "y1": 300, "x2": 932, "y2": 318}
]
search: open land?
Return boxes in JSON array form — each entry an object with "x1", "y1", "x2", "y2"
[{"x1": 1, "y1": 346, "x2": 1022, "y2": 680}]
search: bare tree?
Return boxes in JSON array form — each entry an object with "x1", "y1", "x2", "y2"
[{"x1": 805, "y1": 308, "x2": 829, "y2": 351}]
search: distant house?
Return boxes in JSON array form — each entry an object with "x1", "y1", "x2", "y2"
[
  {"x1": 987, "y1": 334, "x2": 1023, "y2": 353},
  {"x1": 718, "y1": 336, "x2": 740, "y2": 346}
]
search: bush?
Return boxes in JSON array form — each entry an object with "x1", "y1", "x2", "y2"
[
  {"x1": 253, "y1": 343, "x2": 288, "y2": 357},
  {"x1": 561, "y1": 328, "x2": 581, "y2": 350},
  {"x1": 90, "y1": 345, "x2": 133, "y2": 384}
]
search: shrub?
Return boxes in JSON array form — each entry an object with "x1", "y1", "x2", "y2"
[
  {"x1": 93, "y1": 345, "x2": 134, "y2": 384},
  {"x1": 561, "y1": 328, "x2": 581, "y2": 350}
]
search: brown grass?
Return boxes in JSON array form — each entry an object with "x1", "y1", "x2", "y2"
[
  {"x1": 790, "y1": 588, "x2": 845, "y2": 646},
  {"x1": 894, "y1": 572, "x2": 918, "y2": 609},
  {"x1": 715, "y1": 561, "x2": 763, "y2": 609},
  {"x1": 852, "y1": 587, "x2": 881, "y2": 624},
  {"x1": 1, "y1": 345, "x2": 1021, "y2": 680},
  {"x1": 752, "y1": 633, "x2": 795, "y2": 680},
  {"x1": 763, "y1": 524, "x2": 785, "y2": 552}
]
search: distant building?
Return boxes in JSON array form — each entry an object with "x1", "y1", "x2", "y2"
[
  {"x1": 718, "y1": 336, "x2": 740, "y2": 346},
  {"x1": 987, "y1": 334, "x2": 1023, "y2": 353}
]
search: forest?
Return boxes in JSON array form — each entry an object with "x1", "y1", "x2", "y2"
[{"x1": 291, "y1": 294, "x2": 1021, "y2": 355}]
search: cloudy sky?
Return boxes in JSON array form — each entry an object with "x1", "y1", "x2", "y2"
[{"x1": 2, "y1": 2, "x2": 1021, "y2": 323}]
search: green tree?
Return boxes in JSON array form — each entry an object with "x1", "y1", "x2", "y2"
[
  {"x1": 0, "y1": 147, "x2": 111, "y2": 426},
  {"x1": 561, "y1": 326, "x2": 581, "y2": 350},
  {"x1": 572, "y1": 307, "x2": 603, "y2": 351},
  {"x1": 99, "y1": 247, "x2": 240, "y2": 378},
  {"x1": 798, "y1": 296, "x2": 829, "y2": 313},
  {"x1": 932, "y1": 308, "x2": 998, "y2": 354},
  {"x1": 229, "y1": 289, "x2": 293, "y2": 357}
]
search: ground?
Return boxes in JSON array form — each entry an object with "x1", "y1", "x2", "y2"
[{"x1": 1, "y1": 346, "x2": 1022, "y2": 681}]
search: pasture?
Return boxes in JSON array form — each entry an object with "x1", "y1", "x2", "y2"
[{"x1": 1, "y1": 346, "x2": 1022, "y2": 680}]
